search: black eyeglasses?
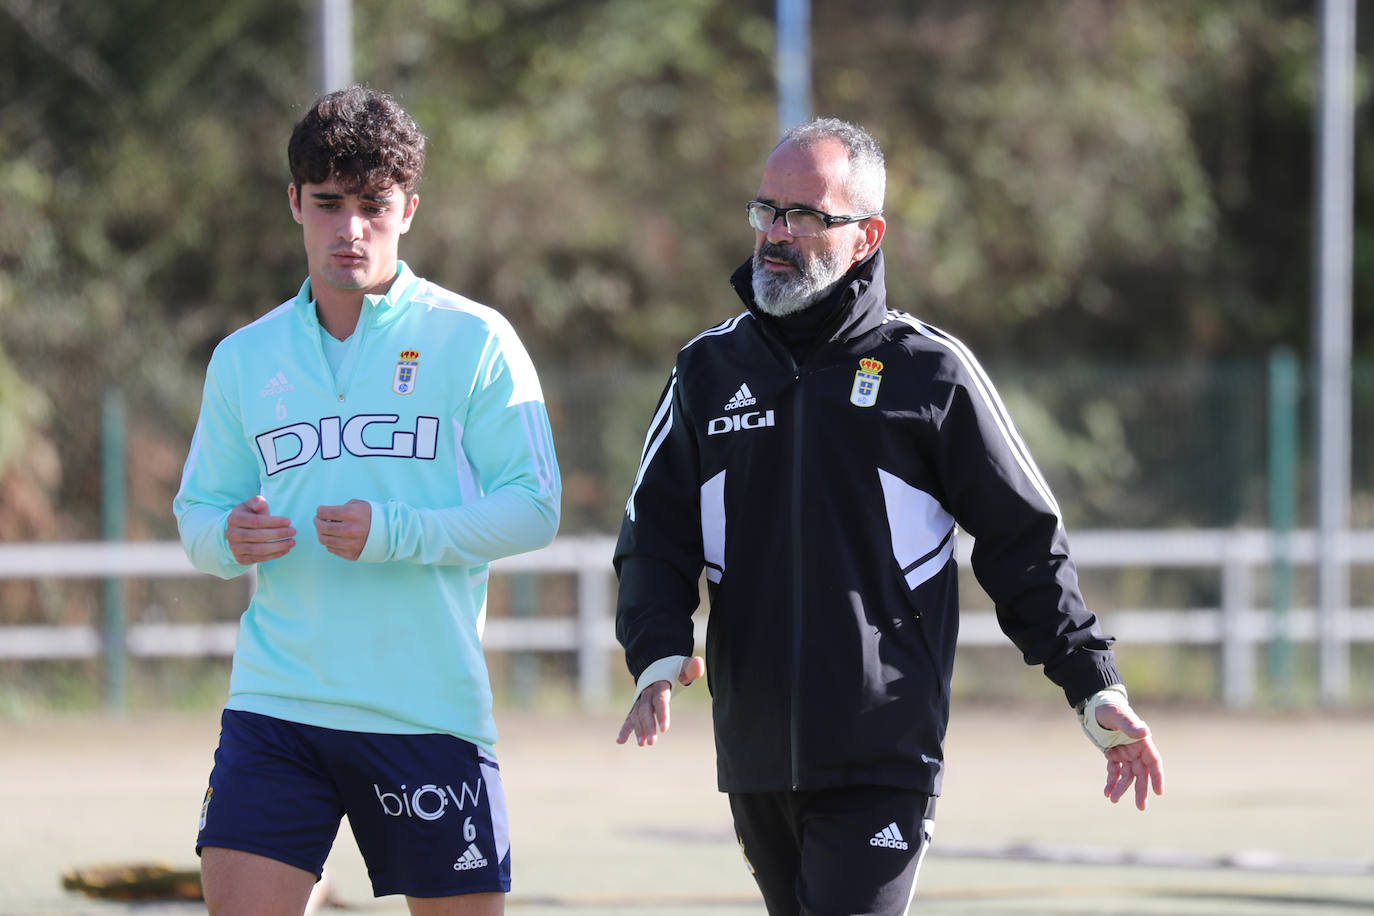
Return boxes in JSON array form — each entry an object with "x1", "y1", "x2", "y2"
[{"x1": 746, "y1": 200, "x2": 882, "y2": 238}]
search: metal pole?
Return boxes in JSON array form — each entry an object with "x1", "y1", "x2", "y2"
[
  {"x1": 316, "y1": 0, "x2": 353, "y2": 94},
  {"x1": 1314, "y1": 0, "x2": 1354, "y2": 704},
  {"x1": 102, "y1": 388, "x2": 127, "y2": 709},
  {"x1": 776, "y1": 0, "x2": 811, "y2": 136},
  {"x1": 1267, "y1": 348, "x2": 1298, "y2": 700}
]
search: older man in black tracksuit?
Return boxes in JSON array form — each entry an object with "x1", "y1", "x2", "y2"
[{"x1": 613, "y1": 118, "x2": 1165, "y2": 915}]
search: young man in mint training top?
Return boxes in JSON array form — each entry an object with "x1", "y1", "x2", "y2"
[{"x1": 174, "y1": 87, "x2": 561, "y2": 916}]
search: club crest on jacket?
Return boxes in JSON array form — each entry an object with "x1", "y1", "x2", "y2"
[{"x1": 850, "y1": 357, "x2": 884, "y2": 407}]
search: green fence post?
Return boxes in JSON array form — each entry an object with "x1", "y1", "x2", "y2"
[
  {"x1": 509, "y1": 573, "x2": 539, "y2": 707},
  {"x1": 102, "y1": 388, "x2": 128, "y2": 709},
  {"x1": 1267, "y1": 349, "x2": 1298, "y2": 700}
]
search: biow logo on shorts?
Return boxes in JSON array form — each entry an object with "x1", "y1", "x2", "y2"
[{"x1": 374, "y1": 780, "x2": 484, "y2": 821}]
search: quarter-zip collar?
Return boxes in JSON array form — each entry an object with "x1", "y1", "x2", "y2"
[
  {"x1": 293, "y1": 260, "x2": 423, "y2": 332},
  {"x1": 730, "y1": 249, "x2": 889, "y2": 365},
  {"x1": 290, "y1": 261, "x2": 423, "y2": 403}
]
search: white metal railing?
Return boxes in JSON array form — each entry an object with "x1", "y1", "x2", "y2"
[{"x1": 1, "y1": 530, "x2": 1371, "y2": 708}]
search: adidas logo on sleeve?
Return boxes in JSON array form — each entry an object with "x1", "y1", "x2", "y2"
[{"x1": 870, "y1": 822, "x2": 909, "y2": 850}]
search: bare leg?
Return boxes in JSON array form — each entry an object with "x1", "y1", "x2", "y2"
[
  {"x1": 201, "y1": 846, "x2": 318, "y2": 916},
  {"x1": 407, "y1": 891, "x2": 505, "y2": 915},
  {"x1": 304, "y1": 868, "x2": 333, "y2": 915}
]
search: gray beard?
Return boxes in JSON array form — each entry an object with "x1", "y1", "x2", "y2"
[{"x1": 751, "y1": 247, "x2": 848, "y2": 317}]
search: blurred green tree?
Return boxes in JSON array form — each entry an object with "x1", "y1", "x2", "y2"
[{"x1": 0, "y1": 0, "x2": 1367, "y2": 546}]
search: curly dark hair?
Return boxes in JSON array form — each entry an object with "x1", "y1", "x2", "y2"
[{"x1": 288, "y1": 86, "x2": 426, "y2": 196}]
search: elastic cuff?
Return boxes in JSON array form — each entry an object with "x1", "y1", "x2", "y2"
[
  {"x1": 356, "y1": 500, "x2": 390, "y2": 563},
  {"x1": 1077, "y1": 684, "x2": 1141, "y2": 751}
]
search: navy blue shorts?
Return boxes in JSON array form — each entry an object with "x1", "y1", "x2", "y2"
[{"x1": 197, "y1": 709, "x2": 510, "y2": 898}]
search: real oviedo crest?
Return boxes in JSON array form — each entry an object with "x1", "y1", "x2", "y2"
[
  {"x1": 849, "y1": 357, "x2": 883, "y2": 407},
  {"x1": 393, "y1": 350, "x2": 420, "y2": 395}
]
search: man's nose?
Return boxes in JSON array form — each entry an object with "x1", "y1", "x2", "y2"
[
  {"x1": 339, "y1": 213, "x2": 364, "y2": 240},
  {"x1": 764, "y1": 213, "x2": 794, "y2": 244}
]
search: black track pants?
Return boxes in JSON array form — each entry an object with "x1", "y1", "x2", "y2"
[{"x1": 729, "y1": 785, "x2": 936, "y2": 916}]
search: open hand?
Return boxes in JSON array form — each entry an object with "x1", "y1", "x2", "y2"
[
  {"x1": 1096, "y1": 703, "x2": 1165, "y2": 811},
  {"x1": 616, "y1": 656, "x2": 705, "y2": 747}
]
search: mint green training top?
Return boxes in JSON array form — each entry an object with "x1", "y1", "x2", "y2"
[{"x1": 174, "y1": 263, "x2": 561, "y2": 753}]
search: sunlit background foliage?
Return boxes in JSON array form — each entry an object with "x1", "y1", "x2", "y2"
[{"x1": 2, "y1": 0, "x2": 1373, "y2": 607}]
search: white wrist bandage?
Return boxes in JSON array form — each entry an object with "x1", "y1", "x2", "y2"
[
  {"x1": 634, "y1": 655, "x2": 690, "y2": 699},
  {"x1": 1077, "y1": 684, "x2": 1142, "y2": 751}
]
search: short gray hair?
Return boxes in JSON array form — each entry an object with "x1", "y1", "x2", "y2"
[{"x1": 777, "y1": 118, "x2": 886, "y2": 213}]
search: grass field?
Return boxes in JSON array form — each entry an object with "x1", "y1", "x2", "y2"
[{"x1": 3, "y1": 700, "x2": 1371, "y2": 915}]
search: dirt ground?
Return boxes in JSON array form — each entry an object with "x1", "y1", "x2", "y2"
[{"x1": 3, "y1": 702, "x2": 1372, "y2": 915}]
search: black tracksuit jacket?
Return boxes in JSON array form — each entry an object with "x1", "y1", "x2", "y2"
[{"x1": 615, "y1": 251, "x2": 1122, "y2": 795}]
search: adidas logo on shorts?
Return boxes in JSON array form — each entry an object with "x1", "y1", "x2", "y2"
[
  {"x1": 723, "y1": 383, "x2": 756, "y2": 410},
  {"x1": 870, "y1": 822, "x2": 910, "y2": 850},
  {"x1": 452, "y1": 843, "x2": 489, "y2": 871}
]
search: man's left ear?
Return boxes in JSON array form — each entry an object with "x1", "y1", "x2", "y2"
[
  {"x1": 400, "y1": 192, "x2": 420, "y2": 231},
  {"x1": 857, "y1": 215, "x2": 886, "y2": 260}
]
